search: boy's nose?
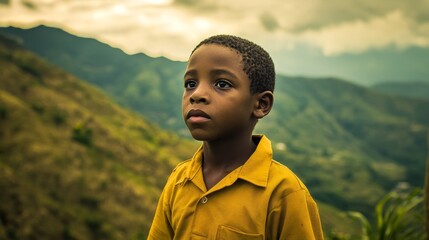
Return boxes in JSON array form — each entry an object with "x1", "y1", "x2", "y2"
[
  {"x1": 190, "y1": 94, "x2": 208, "y2": 104},
  {"x1": 190, "y1": 86, "x2": 209, "y2": 104}
]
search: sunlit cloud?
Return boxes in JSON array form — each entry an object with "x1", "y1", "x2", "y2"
[
  {"x1": 1, "y1": 0, "x2": 429, "y2": 84},
  {"x1": 300, "y1": 10, "x2": 429, "y2": 56},
  {"x1": 1, "y1": 0, "x2": 428, "y2": 60}
]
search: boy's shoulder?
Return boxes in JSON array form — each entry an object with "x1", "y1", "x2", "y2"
[
  {"x1": 173, "y1": 158, "x2": 193, "y2": 173},
  {"x1": 268, "y1": 159, "x2": 310, "y2": 194},
  {"x1": 270, "y1": 159, "x2": 297, "y2": 178},
  {"x1": 165, "y1": 158, "x2": 194, "y2": 184}
]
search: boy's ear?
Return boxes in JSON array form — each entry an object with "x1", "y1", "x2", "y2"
[{"x1": 253, "y1": 91, "x2": 274, "y2": 119}]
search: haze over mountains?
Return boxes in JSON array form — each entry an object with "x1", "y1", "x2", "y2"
[
  {"x1": 0, "y1": 25, "x2": 428, "y2": 238},
  {"x1": 372, "y1": 81, "x2": 429, "y2": 100}
]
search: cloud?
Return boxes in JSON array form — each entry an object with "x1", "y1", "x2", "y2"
[
  {"x1": 0, "y1": 0, "x2": 428, "y2": 61},
  {"x1": 298, "y1": 10, "x2": 429, "y2": 56},
  {"x1": 260, "y1": 12, "x2": 279, "y2": 32}
]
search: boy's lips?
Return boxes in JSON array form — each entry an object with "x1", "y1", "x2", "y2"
[{"x1": 186, "y1": 109, "x2": 211, "y2": 123}]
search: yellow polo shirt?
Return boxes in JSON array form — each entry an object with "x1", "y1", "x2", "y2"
[{"x1": 148, "y1": 135, "x2": 324, "y2": 240}]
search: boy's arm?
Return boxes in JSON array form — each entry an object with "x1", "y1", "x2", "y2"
[
  {"x1": 147, "y1": 186, "x2": 174, "y2": 239},
  {"x1": 266, "y1": 189, "x2": 324, "y2": 240}
]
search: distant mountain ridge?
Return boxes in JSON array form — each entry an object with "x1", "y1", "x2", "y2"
[
  {"x1": 0, "y1": 25, "x2": 187, "y2": 132},
  {"x1": 1, "y1": 25, "x2": 428, "y2": 237},
  {"x1": 371, "y1": 81, "x2": 429, "y2": 100},
  {"x1": 258, "y1": 75, "x2": 428, "y2": 210}
]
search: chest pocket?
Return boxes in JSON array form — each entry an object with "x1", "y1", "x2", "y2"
[{"x1": 216, "y1": 225, "x2": 263, "y2": 240}]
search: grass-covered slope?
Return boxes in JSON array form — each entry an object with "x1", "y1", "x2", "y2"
[
  {"x1": 371, "y1": 81, "x2": 429, "y2": 100},
  {"x1": 0, "y1": 36, "x2": 197, "y2": 239},
  {"x1": 257, "y1": 76, "x2": 429, "y2": 214},
  {"x1": 0, "y1": 25, "x2": 187, "y2": 132}
]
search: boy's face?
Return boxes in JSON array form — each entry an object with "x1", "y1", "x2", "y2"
[{"x1": 182, "y1": 44, "x2": 258, "y2": 141}]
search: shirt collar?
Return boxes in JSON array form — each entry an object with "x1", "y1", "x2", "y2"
[
  {"x1": 238, "y1": 135, "x2": 272, "y2": 187},
  {"x1": 177, "y1": 135, "x2": 272, "y2": 188}
]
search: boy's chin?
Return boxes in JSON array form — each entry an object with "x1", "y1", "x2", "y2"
[
  {"x1": 188, "y1": 129, "x2": 213, "y2": 141},
  {"x1": 189, "y1": 133, "x2": 208, "y2": 141}
]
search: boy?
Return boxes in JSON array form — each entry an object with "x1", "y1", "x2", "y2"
[{"x1": 148, "y1": 35, "x2": 323, "y2": 239}]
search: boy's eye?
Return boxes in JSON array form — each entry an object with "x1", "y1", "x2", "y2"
[
  {"x1": 214, "y1": 80, "x2": 232, "y2": 89},
  {"x1": 184, "y1": 80, "x2": 197, "y2": 89}
]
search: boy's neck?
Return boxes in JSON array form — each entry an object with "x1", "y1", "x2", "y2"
[{"x1": 201, "y1": 132, "x2": 256, "y2": 189}]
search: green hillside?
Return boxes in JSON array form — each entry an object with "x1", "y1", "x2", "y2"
[
  {"x1": 0, "y1": 33, "x2": 362, "y2": 239},
  {"x1": 257, "y1": 76, "x2": 429, "y2": 214},
  {"x1": 0, "y1": 35, "x2": 197, "y2": 239},
  {"x1": 371, "y1": 81, "x2": 429, "y2": 100},
  {"x1": 0, "y1": 25, "x2": 187, "y2": 133}
]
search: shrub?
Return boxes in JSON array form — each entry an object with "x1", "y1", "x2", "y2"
[
  {"x1": 0, "y1": 104, "x2": 7, "y2": 119},
  {"x1": 52, "y1": 110, "x2": 67, "y2": 125},
  {"x1": 348, "y1": 187, "x2": 425, "y2": 240},
  {"x1": 72, "y1": 123, "x2": 92, "y2": 146}
]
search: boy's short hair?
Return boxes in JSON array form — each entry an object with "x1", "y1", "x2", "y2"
[{"x1": 191, "y1": 35, "x2": 275, "y2": 94}]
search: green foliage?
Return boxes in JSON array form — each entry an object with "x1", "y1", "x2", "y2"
[
  {"x1": 426, "y1": 143, "x2": 429, "y2": 238},
  {"x1": 0, "y1": 103, "x2": 7, "y2": 119},
  {"x1": 51, "y1": 109, "x2": 67, "y2": 125},
  {"x1": 347, "y1": 187, "x2": 425, "y2": 240},
  {"x1": 0, "y1": 36, "x2": 198, "y2": 239},
  {"x1": 72, "y1": 122, "x2": 93, "y2": 146},
  {"x1": 31, "y1": 102, "x2": 44, "y2": 114},
  {"x1": 259, "y1": 76, "x2": 428, "y2": 217},
  {"x1": 372, "y1": 81, "x2": 429, "y2": 100}
]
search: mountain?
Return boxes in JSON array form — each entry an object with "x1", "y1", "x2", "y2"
[
  {"x1": 0, "y1": 33, "x2": 363, "y2": 239},
  {"x1": 2, "y1": 25, "x2": 428, "y2": 207},
  {"x1": 0, "y1": 35, "x2": 197, "y2": 239},
  {"x1": 257, "y1": 76, "x2": 428, "y2": 213},
  {"x1": 0, "y1": 25, "x2": 187, "y2": 133},
  {"x1": 1, "y1": 25, "x2": 428, "y2": 237},
  {"x1": 371, "y1": 81, "x2": 429, "y2": 100}
]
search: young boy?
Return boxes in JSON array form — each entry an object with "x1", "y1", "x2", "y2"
[{"x1": 148, "y1": 35, "x2": 323, "y2": 239}]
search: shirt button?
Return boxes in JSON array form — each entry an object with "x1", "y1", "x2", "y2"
[{"x1": 201, "y1": 196, "x2": 208, "y2": 204}]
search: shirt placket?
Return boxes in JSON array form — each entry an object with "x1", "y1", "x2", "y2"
[{"x1": 189, "y1": 168, "x2": 241, "y2": 238}]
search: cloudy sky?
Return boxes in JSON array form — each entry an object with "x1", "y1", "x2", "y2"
[{"x1": 1, "y1": 0, "x2": 429, "y2": 85}]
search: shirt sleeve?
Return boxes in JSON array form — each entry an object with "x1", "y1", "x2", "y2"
[
  {"x1": 266, "y1": 189, "x2": 324, "y2": 240},
  {"x1": 147, "y1": 182, "x2": 174, "y2": 240}
]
